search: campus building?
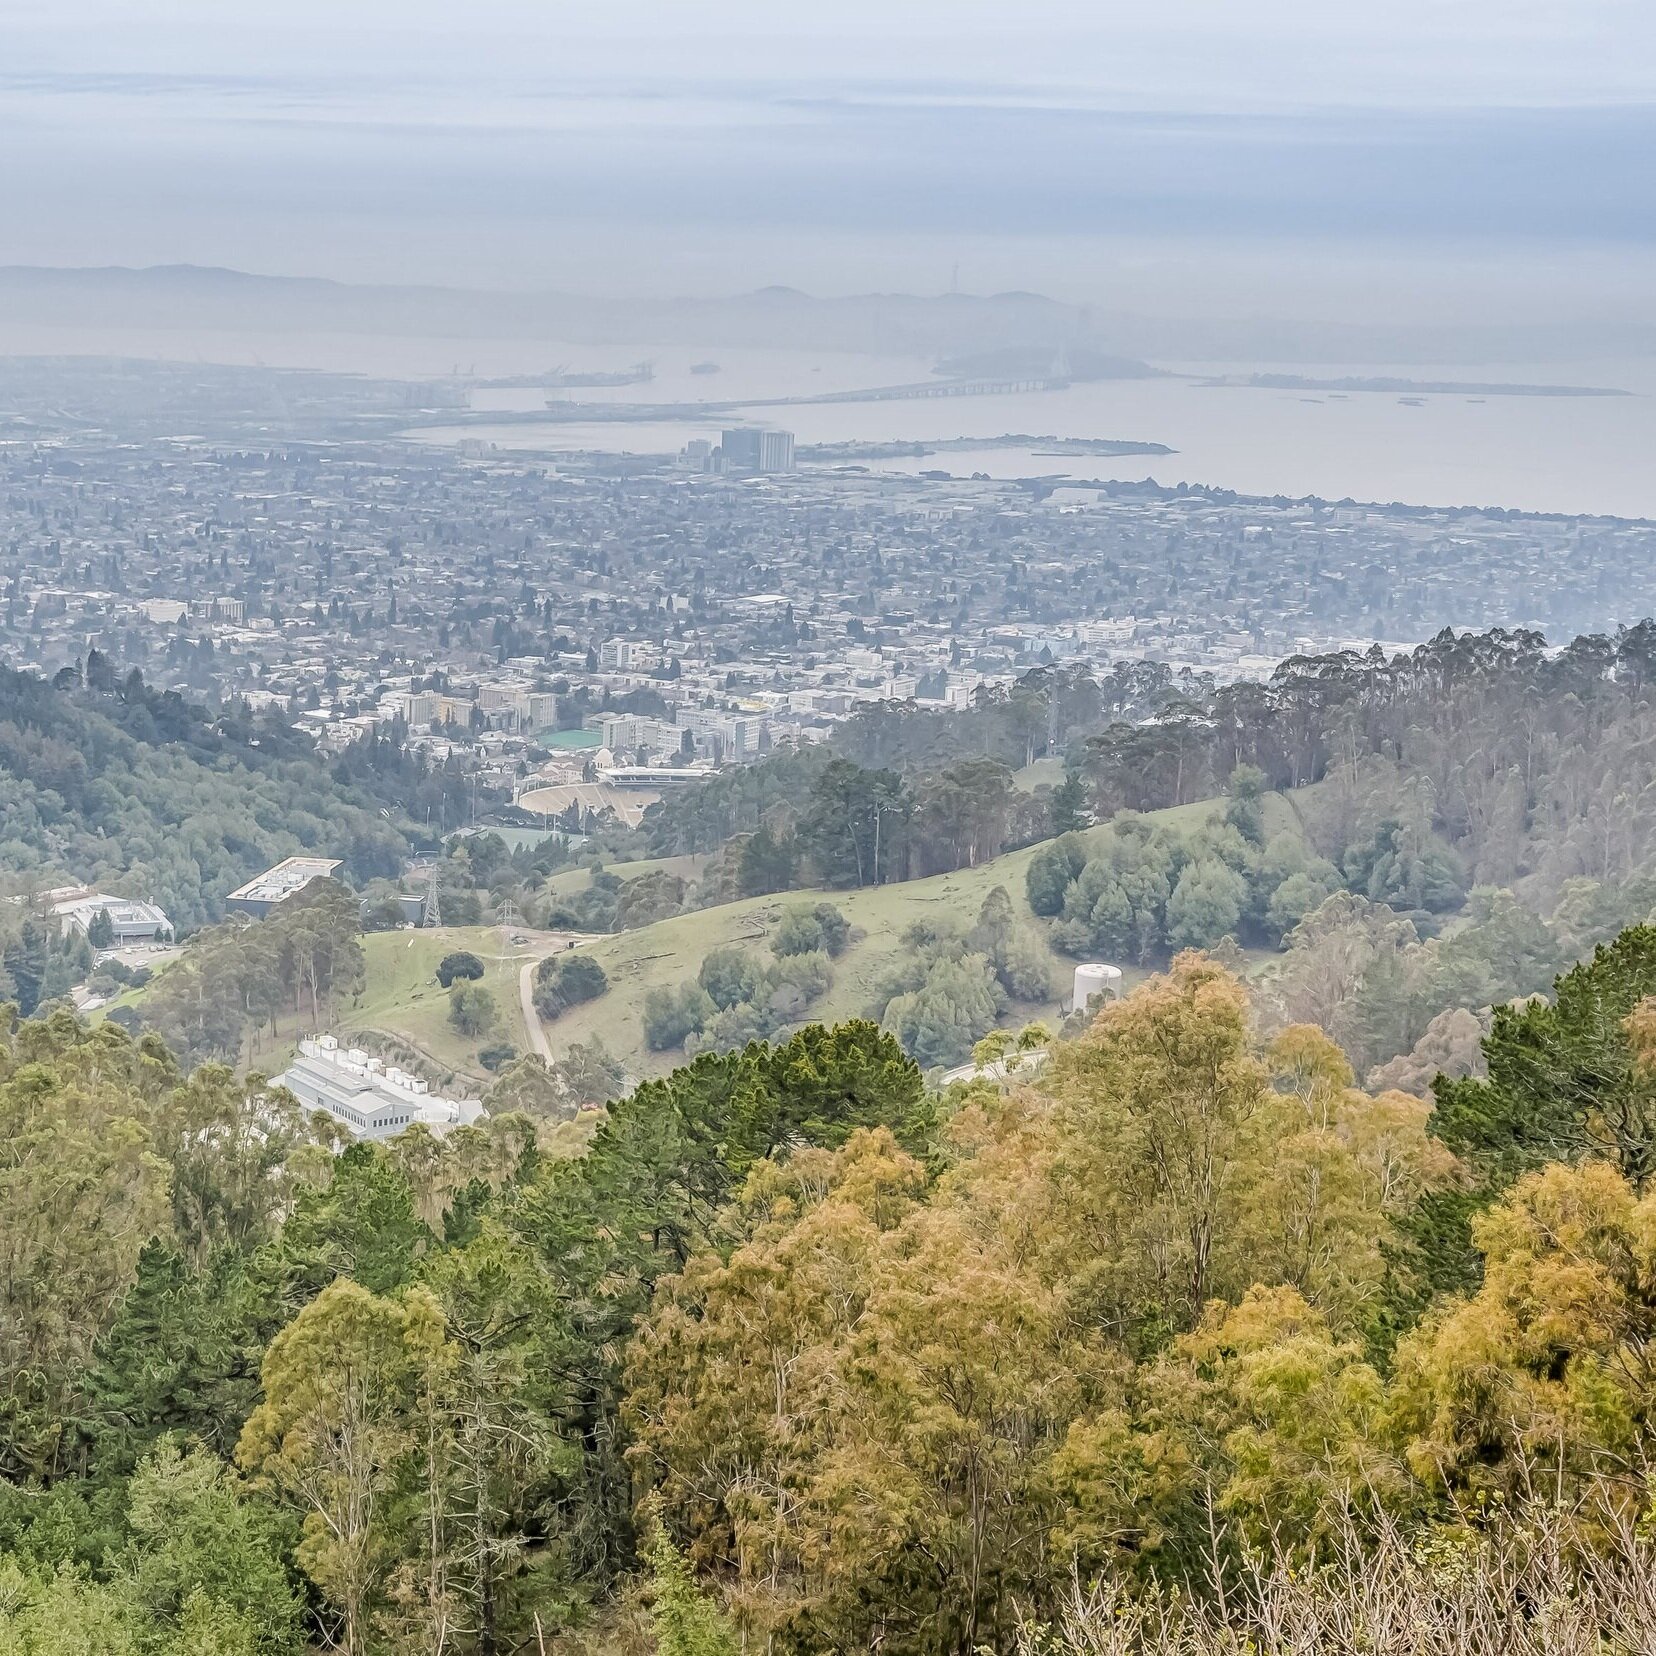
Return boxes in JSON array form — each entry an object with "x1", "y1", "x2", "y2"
[
  {"x1": 274, "y1": 1036, "x2": 486, "y2": 1141},
  {"x1": 226, "y1": 857, "x2": 343, "y2": 918},
  {"x1": 48, "y1": 889, "x2": 173, "y2": 945}
]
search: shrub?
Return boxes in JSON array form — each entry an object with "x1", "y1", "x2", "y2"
[
  {"x1": 1025, "y1": 833, "x2": 1089, "y2": 917},
  {"x1": 534, "y1": 951, "x2": 609, "y2": 1019},
  {"x1": 646, "y1": 1509, "x2": 739, "y2": 1656},
  {"x1": 689, "y1": 1000, "x2": 773, "y2": 1056},
  {"x1": 698, "y1": 946, "x2": 768, "y2": 1010},
  {"x1": 772, "y1": 906, "x2": 824, "y2": 957},
  {"x1": 1165, "y1": 858, "x2": 1249, "y2": 951},
  {"x1": 436, "y1": 950, "x2": 485, "y2": 988},
  {"x1": 773, "y1": 948, "x2": 832, "y2": 1005},
  {"x1": 774, "y1": 902, "x2": 851, "y2": 959},
  {"x1": 813, "y1": 903, "x2": 851, "y2": 957},
  {"x1": 554, "y1": 1037, "x2": 627, "y2": 1107},
  {"x1": 478, "y1": 1041, "x2": 517, "y2": 1072},
  {"x1": 881, "y1": 953, "x2": 1005, "y2": 1070},
  {"x1": 643, "y1": 983, "x2": 715, "y2": 1051},
  {"x1": 448, "y1": 980, "x2": 498, "y2": 1038}
]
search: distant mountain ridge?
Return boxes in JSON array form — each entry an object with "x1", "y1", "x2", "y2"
[
  {"x1": 2, "y1": 264, "x2": 1654, "y2": 366},
  {"x1": 0, "y1": 264, "x2": 1084, "y2": 359}
]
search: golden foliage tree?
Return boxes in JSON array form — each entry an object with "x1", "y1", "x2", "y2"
[{"x1": 1389, "y1": 1158, "x2": 1656, "y2": 1519}]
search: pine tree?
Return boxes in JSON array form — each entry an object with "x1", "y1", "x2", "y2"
[
  {"x1": 1049, "y1": 766, "x2": 1089, "y2": 835},
  {"x1": 87, "y1": 906, "x2": 115, "y2": 950}
]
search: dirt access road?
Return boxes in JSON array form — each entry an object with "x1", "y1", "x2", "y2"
[{"x1": 484, "y1": 928, "x2": 599, "y2": 1063}]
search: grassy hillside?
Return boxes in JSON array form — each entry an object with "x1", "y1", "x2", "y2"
[
  {"x1": 331, "y1": 924, "x2": 585, "y2": 1088},
  {"x1": 536, "y1": 794, "x2": 1270, "y2": 1081},
  {"x1": 113, "y1": 795, "x2": 1297, "y2": 1089},
  {"x1": 542, "y1": 853, "x2": 709, "y2": 902},
  {"x1": 112, "y1": 925, "x2": 570, "y2": 1092}
]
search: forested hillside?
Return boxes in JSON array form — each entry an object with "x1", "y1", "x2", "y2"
[
  {"x1": 579, "y1": 624, "x2": 1656, "y2": 1088},
  {"x1": 1083, "y1": 625, "x2": 1656, "y2": 904},
  {"x1": 22, "y1": 626, "x2": 1656, "y2": 1653},
  {"x1": 98, "y1": 621, "x2": 1656, "y2": 1094},
  {"x1": 0, "y1": 658, "x2": 409, "y2": 928},
  {"x1": 12, "y1": 930, "x2": 1656, "y2": 1652},
  {"x1": 641, "y1": 624, "x2": 1656, "y2": 907}
]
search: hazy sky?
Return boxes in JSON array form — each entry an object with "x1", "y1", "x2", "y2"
[{"x1": 6, "y1": 1, "x2": 1656, "y2": 317}]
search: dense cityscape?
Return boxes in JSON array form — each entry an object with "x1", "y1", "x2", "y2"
[{"x1": 6, "y1": 362, "x2": 1655, "y2": 838}]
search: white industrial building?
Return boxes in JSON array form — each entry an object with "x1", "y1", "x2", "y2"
[
  {"x1": 226, "y1": 856, "x2": 343, "y2": 918},
  {"x1": 274, "y1": 1036, "x2": 486, "y2": 1141},
  {"x1": 49, "y1": 889, "x2": 173, "y2": 945}
]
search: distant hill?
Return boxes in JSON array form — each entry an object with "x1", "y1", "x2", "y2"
[
  {"x1": 5, "y1": 264, "x2": 1654, "y2": 366},
  {"x1": 933, "y1": 345, "x2": 1165, "y2": 382},
  {"x1": 0, "y1": 265, "x2": 1088, "y2": 360}
]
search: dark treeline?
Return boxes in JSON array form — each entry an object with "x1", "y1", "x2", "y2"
[
  {"x1": 331, "y1": 719, "x2": 485, "y2": 842},
  {"x1": 640, "y1": 663, "x2": 1182, "y2": 862},
  {"x1": 644, "y1": 623, "x2": 1656, "y2": 912},
  {"x1": 830, "y1": 661, "x2": 1191, "y2": 773},
  {"x1": 661, "y1": 754, "x2": 1062, "y2": 898},
  {"x1": 639, "y1": 744, "x2": 838, "y2": 857},
  {"x1": 1086, "y1": 623, "x2": 1656, "y2": 903}
]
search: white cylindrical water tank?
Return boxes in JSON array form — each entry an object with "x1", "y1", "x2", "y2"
[{"x1": 1072, "y1": 962, "x2": 1123, "y2": 1014}]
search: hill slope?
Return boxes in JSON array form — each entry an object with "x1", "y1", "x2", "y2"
[
  {"x1": 530, "y1": 795, "x2": 1258, "y2": 1080},
  {"x1": 0, "y1": 667, "x2": 409, "y2": 930},
  {"x1": 112, "y1": 794, "x2": 1297, "y2": 1087}
]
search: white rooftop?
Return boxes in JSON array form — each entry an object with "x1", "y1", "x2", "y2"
[
  {"x1": 274, "y1": 1036, "x2": 485, "y2": 1142},
  {"x1": 228, "y1": 856, "x2": 343, "y2": 905},
  {"x1": 50, "y1": 891, "x2": 172, "y2": 937}
]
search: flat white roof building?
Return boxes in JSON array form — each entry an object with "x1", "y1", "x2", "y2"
[
  {"x1": 274, "y1": 1036, "x2": 486, "y2": 1141},
  {"x1": 227, "y1": 857, "x2": 343, "y2": 917},
  {"x1": 50, "y1": 891, "x2": 173, "y2": 944}
]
